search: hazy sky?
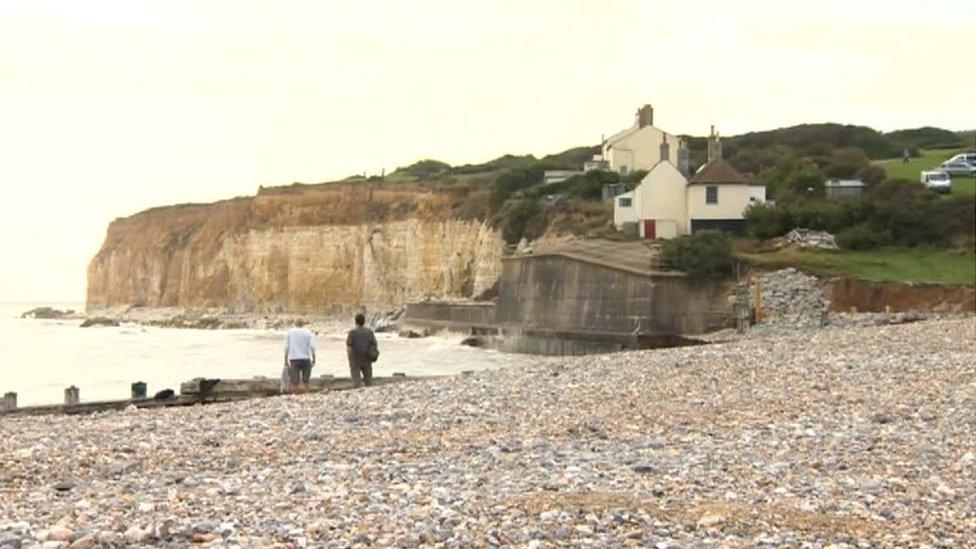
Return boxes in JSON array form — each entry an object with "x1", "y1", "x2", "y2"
[{"x1": 1, "y1": 0, "x2": 973, "y2": 302}]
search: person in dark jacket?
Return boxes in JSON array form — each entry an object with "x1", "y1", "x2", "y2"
[{"x1": 346, "y1": 313, "x2": 377, "y2": 387}]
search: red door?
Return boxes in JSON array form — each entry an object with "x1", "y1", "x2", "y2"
[{"x1": 643, "y1": 219, "x2": 656, "y2": 240}]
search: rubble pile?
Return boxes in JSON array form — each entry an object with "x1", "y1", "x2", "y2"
[
  {"x1": 782, "y1": 228, "x2": 839, "y2": 250},
  {"x1": 747, "y1": 268, "x2": 830, "y2": 330}
]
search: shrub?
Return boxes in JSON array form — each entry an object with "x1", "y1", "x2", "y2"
[
  {"x1": 837, "y1": 224, "x2": 892, "y2": 250},
  {"x1": 789, "y1": 167, "x2": 827, "y2": 198},
  {"x1": 824, "y1": 147, "x2": 870, "y2": 179},
  {"x1": 394, "y1": 159, "x2": 451, "y2": 179},
  {"x1": 787, "y1": 200, "x2": 842, "y2": 232},
  {"x1": 659, "y1": 231, "x2": 734, "y2": 279},
  {"x1": 622, "y1": 169, "x2": 648, "y2": 184},
  {"x1": 873, "y1": 196, "x2": 976, "y2": 248},
  {"x1": 869, "y1": 179, "x2": 925, "y2": 204},
  {"x1": 857, "y1": 165, "x2": 887, "y2": 186},
  {"x1": 499, "y1": 199, "x2": 542, "y2": 244},
  {"x1": 527, "y1": 170, "x2": 621, "y2": 201},
  {"x1": 834, "y1": 198, "x2": 874, "y2": 229},
  {"x1": 745, "y1": 203, "x2": 791, "y2": 238},
  {"x1": 455, "y1": 189, "x2": 493, "y2": 220},
  {"x1": 491, "y1": 166, "x2": 546, "y2": 209}
]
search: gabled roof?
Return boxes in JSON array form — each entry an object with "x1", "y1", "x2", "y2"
[
  {"x1": 638, "y1": 160, "x2": 688, "y2": 186},
  {"x1": 689, "y1": 159, "x2": 750, "y2": 185},
  {"x1": 604, "y1": 123, "x2": 680, "y2": 149}
]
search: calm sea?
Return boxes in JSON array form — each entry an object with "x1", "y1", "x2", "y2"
[{"x1": 0, "y1": 302, "x2": 522, "y2": 407}]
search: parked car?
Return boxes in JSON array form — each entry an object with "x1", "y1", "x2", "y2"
[
  {"x1": 939, "y1": 153, "x2": 976, "y2": 176},
  {"x1": 920, "y1": 170, "x2": 952, "y2": 193}
]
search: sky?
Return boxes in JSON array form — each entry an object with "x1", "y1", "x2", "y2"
[{"x1": 1, "y1": 0, "x2": 973, "y2": 302}]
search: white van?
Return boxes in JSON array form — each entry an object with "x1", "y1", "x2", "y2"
[{"x1": 920, "y1": 170, "x2": 952, "y2": 193}]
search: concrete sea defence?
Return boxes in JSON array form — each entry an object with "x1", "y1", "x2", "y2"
[
  {"x1": 405, "y1": 240, "x2": 732, "y2": 355},
  {"x1": 0, "y1": 317, "x2": 972, "y2": 546}
]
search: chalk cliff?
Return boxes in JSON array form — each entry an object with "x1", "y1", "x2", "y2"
[{"x1": 87, "y1": 184, "x2": 503, "y2": 313}]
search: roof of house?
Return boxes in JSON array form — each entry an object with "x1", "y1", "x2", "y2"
[
  {"x1": 825, "y1": 179, "x2": 866, "y2": 188},
  {"x1": 604, "y1": 123, "x2": 680, "y2": 149},
  {"x1": 689, "y1": 159, "x2": 750, "y2": 185}
]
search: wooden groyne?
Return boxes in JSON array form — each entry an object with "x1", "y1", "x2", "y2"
[{"x1": 0, "y1": 374, "x2": 428, "y2": 418}]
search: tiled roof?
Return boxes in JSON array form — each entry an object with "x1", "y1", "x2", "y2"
[{"x1": 690, "y1": 159, "x2": 750, "y2": 184}]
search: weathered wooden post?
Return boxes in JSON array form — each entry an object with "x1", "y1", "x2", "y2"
[
  {"x1": 64, "y1": 386, "x2": 80, "y2": 406},
  {"x1": 754, "y1": 279, "x2": 764, "y2": 323},
  {"x1": 2, "y1": 392, "x2": 16, "y2": 412},
  {"x1": 131, "y1": 382, "x2": 147, "y2": 400}
]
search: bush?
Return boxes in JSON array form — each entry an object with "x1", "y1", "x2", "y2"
[
  {"x1": 872, "y1": 196, "x2": 975, "y2": 248},
  {"x1": 787, "y1": 200, "x2": 844, "y2": 232},
  {"x1": 527, "y1": 170, "x2": 621, "y2": 201},
  {"x1": 499, "y1": 199, "x2": 542, "y2": 244},
  {"x1": 857, "y1": 165, "x2": 887, "y2": 186},
  {"x1": 659, "y1": 231, "x2": 734, "y2": 279},
  {"x1": 745, "y1": 203, "x2": 791, "y2": 238},
  {"x1": 869, "y1": 179, "x2": 925, "y2": 204},
  {"x1": 491, "y1": 166, "x2": 546, "y2": 209},
  {"x1": 455, "y1": 189, "x2": 493, "y2": 220},
  {"x1": 824, "y1": 147, "x2": 870, "y2": 179},
  {"x1": 837, "y1": 224, "x2": 892, "y2": 250},
  {"x1": 394, "y1": 159, "x2": 451, "y2": 179}
]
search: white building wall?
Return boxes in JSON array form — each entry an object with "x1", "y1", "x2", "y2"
[
  {"x1": 612, "y1": 191, "x2": 637, "y2": 229},
  {"x1": 604, "y1": 125, "x2": 682, "y2": 175},
  {"x1": 634, "y1": 162, "x2": 689, "y2": 238},
  {"x1": 686, "y1": 184, "x2": 752, "y2": 222},
  {"x1": 748, "y1": 185, "x2": 767, "y2": 205}
]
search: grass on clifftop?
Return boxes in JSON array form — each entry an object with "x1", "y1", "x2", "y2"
[
  {"x1": 738, "y1": 245, "x2": 976, "y2": 286},
  {"x1": 874, "y1": 149, "x2": 976, "y2": 198}
]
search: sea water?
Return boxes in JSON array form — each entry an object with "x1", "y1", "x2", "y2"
[{"x1": 0, "y1": 302, "x2": 523, "y2": 407}]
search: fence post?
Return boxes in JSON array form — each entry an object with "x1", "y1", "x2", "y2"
[
  {"x1": 64, "y1": 386, "x2": 80, "y2": 406},
  {"x1": 2, "y1": 392, "x2": 16, "y2": 412},
  {"x1": 131, "y1": 382, "x2": 147, "y2": 399},
  {"x1": 754, "y1": 279, "x2": 764, "y2": 323}
]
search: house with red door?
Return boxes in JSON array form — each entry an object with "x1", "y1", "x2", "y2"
[{"x1": 613, "y1": 127, "x2": 766, "y2": 238}]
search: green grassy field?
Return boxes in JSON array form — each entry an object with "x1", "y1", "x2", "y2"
[
  {"x1": 738, "y1": 245, "x2": 976, "y2": 286},
  {"x1": 874, "y1": 148, "x2": 976, "y2": 198}
]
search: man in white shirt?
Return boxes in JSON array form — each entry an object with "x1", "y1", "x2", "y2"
[{"x1": 284, "y1": 318, "x2": 316, "y2": 393}]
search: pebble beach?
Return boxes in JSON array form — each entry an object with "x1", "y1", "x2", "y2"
[{"x1": 2, "y1": 317, "x2": 974, "y2": 547}]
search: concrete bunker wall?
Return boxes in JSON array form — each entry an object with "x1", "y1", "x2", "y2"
[
  {"x1": 495, "y1": 255, "x2": 731, "y2": 335},
  {"x1": 403, "y1": 301, "x2": 496, "y2": 329}
]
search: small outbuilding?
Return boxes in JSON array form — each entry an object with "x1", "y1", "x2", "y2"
[{"x1": 825, "y1": 179, "x2": 866, "y2": 199}]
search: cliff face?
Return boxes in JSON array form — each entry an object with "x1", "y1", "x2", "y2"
[{"x1": 87, "y1": 184, "x2": 502, "y2": 313}]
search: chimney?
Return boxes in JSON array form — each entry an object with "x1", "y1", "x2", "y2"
[
  {"x1": 678, "y1": 140, "x2": 690, "y2": 176},
  {"x1": 707, "y1": 125, "x2": 723, "y2": 162},
  {"x1": 659, "y1": 134, "x2": 670, "y2": 163},
  {"x1": 637, "y1": 104, "x2": 654, "y2": 128}
]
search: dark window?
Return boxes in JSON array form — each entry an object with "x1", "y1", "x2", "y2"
[
  {"x1": 706, "y1": 186, "x2": 718, "y2": 204},
  {"x1": 618, "y1": 197, "x2": 632, "y2": 207}
]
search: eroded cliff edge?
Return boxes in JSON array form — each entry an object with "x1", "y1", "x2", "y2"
[{"x1": 87, "y1": 184, "x2": 502, "y2": 313}]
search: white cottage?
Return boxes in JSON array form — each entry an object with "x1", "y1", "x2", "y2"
[
  {"x1": 601, "y1": 104, "x2": 688, "y2": 175},
  {"x1": 613, "y1": 128, "x2": 766, "y2": 238}
]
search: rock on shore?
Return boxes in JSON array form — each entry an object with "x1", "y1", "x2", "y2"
[{"x1": 1, "y1": 318, "x2": 974, "y2": 546}]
